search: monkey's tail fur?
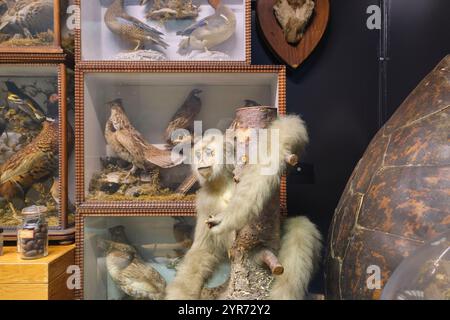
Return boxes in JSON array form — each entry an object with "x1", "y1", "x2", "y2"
[{"x1": 270, "y1": 216, "x2": 322, "y2": 300}]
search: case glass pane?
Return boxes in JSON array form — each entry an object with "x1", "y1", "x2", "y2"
[
  {"x1": 83, "y1": 216, "x2": 230, "y2": 300},
  {"x1": 80, "y1": 0, "x2": 247, "y2": 61},
  {"x1": 0, "y1": 0, "x2": 55, "y2": 48},
  {"x1": 0, "y1": 65, "x2": 60, "y2": 228},
  {"x1": 83, "y1": 72, "x2": 279, "y2": 202}
]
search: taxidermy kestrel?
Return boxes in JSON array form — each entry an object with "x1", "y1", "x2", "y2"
[
  {"x1": 164, "y1": 89, "x2": 202, "y2": 146},
  {"x1": 5, "y1": 80, "x2": 46, "y2": 123},
  {"x1": 105, "y1": 0, "x2": 168, "y2": 51},
  {"x1": 0, "y1": 120, "x2": 59, "y2": 218},
  {"x1": 0, "y1": 0, "x2": 54, "y2": 37},
  {"x1": 105, "y1": 99, "x2": 183, "y2": 177},
  {"x1": 177, "y1": 1, "x2": 236, "y2": 53}
]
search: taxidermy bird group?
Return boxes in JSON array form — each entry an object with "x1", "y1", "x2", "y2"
[
  {"x1": 0, "y1": 0, "x2": 54, "y2": 46},
  {"x1": 104, "y1": 0, "x2": 237, "y2": 57}
]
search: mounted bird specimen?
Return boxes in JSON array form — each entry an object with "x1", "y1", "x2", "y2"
[
  {"x1": 5, "y1": 80, "x2": 46, "y2": 123},
  {"x1": 164, "y1": 89, "x2": 202, "y2": 147},
  {"x1": 0, "y1": 120, "x2": 59, "y2": 218},
  {"x1": 98, "y1": 234, "x2": 166, "y2": 300},
  {"x1": 104, "y1": 0, "x2": 168, "y2": 51},
  {"x1": 142, "y1": 0, "x2": 199, "y2": 21},
  {"x1": 105, "y1": 99, "x2": 184, "y2": 178},
  {"x1": 0, "y1": 0, "x2": 54, "y2": 38},
  {"x1": 273, "y1": 0, "x2": 315, "y2": 45},
  {"x1": 177, "y1": 1, "x2": 236, "y2": 53}
]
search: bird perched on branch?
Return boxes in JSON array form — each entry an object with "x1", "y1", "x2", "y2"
[
  {"x1": 164, "y1": 89, "x2": 202, "y2": 146},
  {"x1": 5, "y1": 80, "x2": 46, "y2": 123},
  {"x1": 0, "y1": 120, "x2": 59, "y2": 218},
  {"x1": 105, "y1": 99, "x2": 183, "y2": 178},
  {"x1": 104, "y1": 0, "x2": 168, "y2": 51},
  {"x1": 177, "y1": 0, "x2": 236, "y2": 53},
  {"x1": 0, "y1": 0, "x2": 54, "y2": 37}
]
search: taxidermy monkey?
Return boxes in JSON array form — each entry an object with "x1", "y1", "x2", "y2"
[{"x1": 166, "y1": 115, "x2": 322, "y2": 300}]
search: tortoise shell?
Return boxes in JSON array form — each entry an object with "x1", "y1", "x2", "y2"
[{"x1": 325, "y1": 55, "x2": 450, "y2": 300}]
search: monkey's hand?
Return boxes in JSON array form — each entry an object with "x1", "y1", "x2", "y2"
[{"x1": 205, "y1": 213, "x2": 226, "y2": 234}]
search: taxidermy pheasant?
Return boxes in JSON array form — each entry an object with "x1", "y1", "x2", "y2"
[
  {"x1": 177, "y1": 0, "x2": 236, "y2": 53},
  {"x1": 97, "y1": 236, "x2": 166, "y2": 300},
  {"x1": 0, "y1": 0, "x2": 54, "y2": 37},
  {"x1": 164, "y1": 89, "x2": 202, "y2": 146},
  {"x1": 105, "y1": 99, "x2": 183, "y2": 178},
  {"x1": 5, "y1": 80, "x2": 46, "y2": 123},
  {"x1": 0, "y1": 120, "x2": 58, "y2": 218},
  {"x1": 273, "y1": 0, "x2": 315, "y2": 45},
  {"x1": 105, "y1": 0, "x2": 168, "y2": 51}
]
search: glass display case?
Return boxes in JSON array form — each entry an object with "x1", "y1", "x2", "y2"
[
  {"x1": 76, "y1": 0, "x2": 250, "y2": 62},
  {"x1": 0, "y1": 0, "x2": 68, "y2": 54},
  {"x1": 0, "y1": 64, "x2": 74, "y2": 240},
  {"x1": 79, "y1": 215, "x2": 230, "y2": 300},
  {"x1": 75, "y1": 65, "x2": 285, "y2": 213}
]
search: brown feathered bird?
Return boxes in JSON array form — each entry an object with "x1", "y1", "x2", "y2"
[
  {"x1": 97, "y1": 226, "x2": 166, "y2": 300},
  {"x1": 0, "y1": 0, "x2": 54, "y2": 37},
  {"x1": 104, "y1": 0, "x2": 168, "y2": 51},
  {"x1": 164, "y1": 89, "x2": 202, "y2": 146},
  {"x1": 105, "y1": 99, "x2": 183, "y2": 177},
  {"x1": 0, "y1": 120, "x2": 58, "y2": 218}
]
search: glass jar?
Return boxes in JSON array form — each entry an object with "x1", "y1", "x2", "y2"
[
  {"x1": 17, "y1": 206, "x2": 49, "y2": 260},
  {"x1": 0, "y1": 227, "x2": 3, "y2": 256}
]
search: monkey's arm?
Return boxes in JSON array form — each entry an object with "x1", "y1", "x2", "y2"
[
  {"x1": 208, "y1": 163, "x2": 282, "y2": 235},
  {"x1": 166, "y1": 219, "x2": 225, "y2": 300}
]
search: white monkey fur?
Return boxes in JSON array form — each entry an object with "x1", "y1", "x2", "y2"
[{"x1": 166, "y1": 115, "x2": 322, "y2": 300}]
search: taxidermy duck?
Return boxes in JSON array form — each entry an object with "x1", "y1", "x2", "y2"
[
  {"x1": 0, "y1": 119, "x2": 59, "y2": 219},
  {"x1": 141, "y1": 0, "x2": 199, "y2": 21},
  {"x1": 98, "y1": 232, "x2": 166, "y2": 300},
  {"x1": 105, "y1": 99, "x2": 184, "y2": 178},
  {"x1": 177, "y1": 0, "x2": 236, "y2": 53},
  {"x1": 0, "y1": 0, "x2": 54, "y2": 37},
  {"x1": 273, "y1": 0, "x2": 315, "y2": 45},
  {"x1": 5, "y1": 80, "x2": 46, "y2": 123},
  {"x1": 104, "y1": 0, "x2": 168, "y2": 51}
]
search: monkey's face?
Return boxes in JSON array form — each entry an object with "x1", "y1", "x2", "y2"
[{"x1": 192, "y1": 133, "x2": 233, "y2": 184}]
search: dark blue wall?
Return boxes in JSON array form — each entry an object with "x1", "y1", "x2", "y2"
[{"x1": 250, "y1": 0, "x2": 450, "y2": 293}]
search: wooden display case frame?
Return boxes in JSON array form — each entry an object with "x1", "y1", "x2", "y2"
[
  {"x1": 0, "y1": 0, "x2": 65, "y2": 56},
  {"x1": 0, "y1": 63, "x2": 74, "y2": 241},
  {"x1": 74, "y1": 211, "x2": 197, "y2": 299},
  {"x1": 74, "y1": 0, "x2": 252, "y2": 65},
  {"x1": 74, "y1": 64, "x2": 287, "y2": 215}
]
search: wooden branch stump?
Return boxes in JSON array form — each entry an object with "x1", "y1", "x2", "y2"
[{"x1": 220, "y1": 106, "x2": 283, "y2": 300}]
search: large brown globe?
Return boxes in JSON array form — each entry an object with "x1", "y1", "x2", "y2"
[{"x1": 325, "y1": 56, "x2": 450, "y2": 300}]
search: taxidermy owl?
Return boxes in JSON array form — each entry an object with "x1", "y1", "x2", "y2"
[{"x1": 273, "y1": 0, "x2": 315, "y2": 45}]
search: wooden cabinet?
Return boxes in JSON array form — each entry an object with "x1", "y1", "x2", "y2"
[{"x1": 0, "y1": 245, "x2": 75, "y2": 300}]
